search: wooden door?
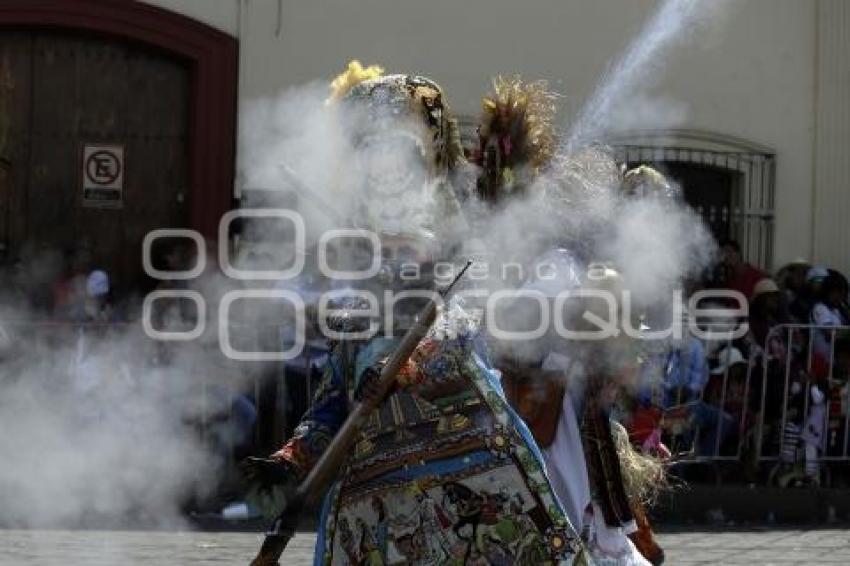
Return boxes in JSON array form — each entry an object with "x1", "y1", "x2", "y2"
[{"x1": 0, "y1": 30, "x2": 190, "y2": 291}]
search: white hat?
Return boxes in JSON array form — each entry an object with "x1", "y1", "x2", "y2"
[
  {"x1": 787, "y1": 257, "x2": 810, "y2": 267},
  {"x1": 806, "y1": 266, "x2": 829, "y2": 283},
  {"x1": 750, "y1": 278, "x2": 780, "y2": 301},
  {"x1": 86, "y1": 270, "x2": 110, "y2": 298},
  {"x1": 712, "y1": 346, "x2": 745, "y2": 375}
]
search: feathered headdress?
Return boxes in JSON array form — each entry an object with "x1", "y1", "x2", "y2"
[
  {"x1": 475, "y1": 76, "x2": 559, "y2": 203},
  {"x1": 325, "y1": 60, "x2": 467, "y2": 241}
]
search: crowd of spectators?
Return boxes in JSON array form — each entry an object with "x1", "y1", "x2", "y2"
[
  {"x1": 630, "y1": 239, "x2": 850, "y2": 486},
  {"x1": 2, "y1": 236, "x2": 848, "y2": 494},
  {"x1": 0, "y1": 244, "x2": 124, "y2": 325}
]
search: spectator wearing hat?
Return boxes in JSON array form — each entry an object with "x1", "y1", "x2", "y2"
[
  {"x1": 83, "y1": 269, "x2": 115, "y2": 322},
  {"x1": 806, "y1": 266, "x2": 829, "y2": 302},
  {"x1": 710, "y1": 345, "x2": 746, "y2": 378},
  {"x1": 57, "y1": 269, "x2": 116, "y2": 323},
  {"x1": 747, "y1": 277, "x2": 801, "y2": 377},
  {"x1": 748, "y1": 278, "x2": 789, "y2": 347}
]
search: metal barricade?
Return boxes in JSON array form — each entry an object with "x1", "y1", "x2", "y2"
[
  {"x1": 756, "y1": 324, "x2": 850, "y2": 464},
  {"x1": 657, "y1": 333, "x2": 752, "y2": 466},
  {"x1": 653, "y1": 323, "x2": 850, "y2": 485},
  {"x1": 762, "y1": 324, "x2": 849, "y2": 487}
]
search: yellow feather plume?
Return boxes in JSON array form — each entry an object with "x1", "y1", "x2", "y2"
[{"x1": 328, "y1": 60, "x2": 385, "y2": 101}]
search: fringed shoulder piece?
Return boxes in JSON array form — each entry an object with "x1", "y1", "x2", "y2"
[{"x1": 612, "y1": 421, "x2": 667, "y2": 505}]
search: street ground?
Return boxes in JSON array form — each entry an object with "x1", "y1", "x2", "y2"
[{"x1": 1, "y1": 527, "x2": 849, "y2": 565}]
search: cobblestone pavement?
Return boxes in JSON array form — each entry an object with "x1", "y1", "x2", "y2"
[{"x1": 1, "y1": 528, "x2": 849, "y2": 564}]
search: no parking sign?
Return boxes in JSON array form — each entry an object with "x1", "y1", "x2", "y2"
[{"x1": 81, "y1": 143, "x2": 123, "y2": 208}]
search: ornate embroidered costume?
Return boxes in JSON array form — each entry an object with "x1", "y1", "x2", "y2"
[
  {"x1": 275, "y1": 317, "x2": 583, "y2": 565},
  {"x1": 254, "y1": 63, "x2": 585, "y2": 565}
]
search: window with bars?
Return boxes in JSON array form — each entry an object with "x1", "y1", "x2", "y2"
[
  {"x1": 611, "y1": 139, "x2": 776, "y2": 270},
  {"x1": 458, "y1": 118, "x2": 776, "y2": 270}
]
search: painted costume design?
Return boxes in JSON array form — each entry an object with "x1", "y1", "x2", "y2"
[
  {"x1": 264, "y1": 63, "x2": 584, "y2": 565},
  {"x1": 274, "y1": 311, "x2": 583, "y2": 565}
]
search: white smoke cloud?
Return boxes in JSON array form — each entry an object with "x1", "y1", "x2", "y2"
[
  {"x1": 566, "y1": 0, "x2": 736, "y2": 148},
  {"x1": 471, "y1": 146, "x2": 716, "y2": 364},
  {"x1": 600, "y1": 193, "x2": 715, "y2": 309},
  {"x1": 0, "y1": 321, "x2": 227, "y2": 528},
  {"x1": 237, "y1": 82, "x2": 356, "y2": 246}
]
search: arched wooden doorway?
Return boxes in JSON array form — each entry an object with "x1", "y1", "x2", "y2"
[{"x1": 0, "y1": 0, "x2": 236, "y2": 290}]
